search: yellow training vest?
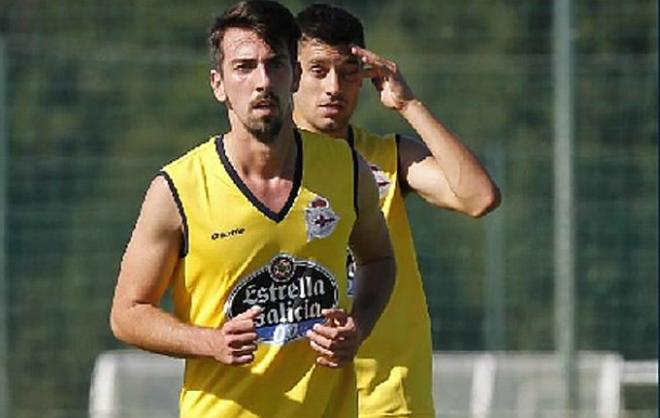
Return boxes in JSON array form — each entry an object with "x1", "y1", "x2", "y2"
[
  {"x1": 161, "y1": 130, "x2": 357, "y2": 418},
  {"x1": 348, "y1": 126, "x2": 435, "y2": 418}
]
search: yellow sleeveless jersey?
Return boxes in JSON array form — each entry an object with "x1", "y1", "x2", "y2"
[
  {"x1": 160, "y1": 130, "x2": 358, "y2": 418},
  {"x1": 348, "y1": 126, "x2": 435, "y2": 418}
]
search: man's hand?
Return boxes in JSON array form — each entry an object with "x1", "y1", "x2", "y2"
[
  {"x1": 211, "y1": 306, "x2": 263, "y2": 366},
  {"x1": 306, "y1": 308, "x2": 362, "y2": 368},
  {"x1": 353, "y1": 45, "x2": 415, "y2": 112}
]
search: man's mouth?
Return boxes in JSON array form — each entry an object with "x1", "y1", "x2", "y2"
[
  {"x1": 251, "y1": 102, "x2": 279, "y2": 117},
  {"x1": 253, "y1": 101, "x2": 275, "y2": 109},
  {"x1": 319, "y1": 102, "x2": 344, "y2": 115}
]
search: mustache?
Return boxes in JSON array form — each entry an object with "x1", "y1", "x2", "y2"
[{"x1": 250, "y1": 93, "x2": 280, "y2": 108}]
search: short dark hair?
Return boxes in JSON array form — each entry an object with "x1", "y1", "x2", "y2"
[
  {"x1": 296, "y1": 4, "x2": 365, "y2": 48},
  {"x1": 208, "y1": 0, "x2": 301, "y2": 70}
]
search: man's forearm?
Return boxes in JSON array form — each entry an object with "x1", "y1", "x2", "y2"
[
  {"x1": 350, "y1": 255, "x2": 396, "y2": 342},
  {"x1": 110, "y1": 302, "x2": 216, "y2": 359}
]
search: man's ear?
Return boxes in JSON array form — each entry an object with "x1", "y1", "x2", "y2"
[
  {"x1": 291, "y1": 61, "x2": 302, "y2": 93},
  {"x1": 210, "y1": 69, "x2": 226, "y2": 102}
]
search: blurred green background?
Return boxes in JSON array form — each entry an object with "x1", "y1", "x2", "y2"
[{"x1": 0, "y1": 0, "x2": 657, "y2": 417}]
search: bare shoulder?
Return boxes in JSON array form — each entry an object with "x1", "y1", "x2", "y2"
[
  {"x1": 135, "y1": 175, "x2": 183, "y2": 238},
  {"x1": 115, "y1": 175, "x2": 183, "y2": 292}
]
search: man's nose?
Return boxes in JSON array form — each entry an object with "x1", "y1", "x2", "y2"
[
  {"x1": 324, "y1": 69, "x2": 341, "y2": 96},
  {"x1": 255, "y1": 64, "x2": 272, "y2": 91}
]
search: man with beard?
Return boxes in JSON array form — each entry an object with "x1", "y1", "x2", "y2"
[
  {"x1": 109, "y1": 2, "x2": 395, "y2": 417},
  {"x1": 293, "y1": 4, "x2": 501, "y2": 418}
]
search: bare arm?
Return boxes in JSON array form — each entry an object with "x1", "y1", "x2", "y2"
[
  {"x1": 353, "y1": 46, "x2": 501, "y2": 217},
  {"x1": 307, "y1": 154, "x2": 395, "y2": 368},
  {"x1": 110, "y1": 176, "x2": 261, "y2": 365}
]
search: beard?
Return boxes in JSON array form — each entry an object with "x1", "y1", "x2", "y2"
[
  {"x1": 246, "y1": 114, "x2": 283, "y2": 143},
  {"x1": 239, "y1": 93, "x2": 285, "y2": 144}
]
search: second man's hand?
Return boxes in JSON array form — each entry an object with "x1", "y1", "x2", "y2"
[
  {"x1": 307, "y1": 308, "x2": 362, "y2": 368},
  {"x1": 352, "y1": 45, "x2": 415, "y2": 112}
]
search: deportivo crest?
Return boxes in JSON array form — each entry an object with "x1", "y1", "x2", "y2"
[
  {"x1": 225, "y1": 254, "x2": 338, "y2": 345},
  {"x1": 305, "y1": 196, "x2": 339, "y2": 242},
  {"x1": 369, "y1": 163, "x2": 391, "y2": 200}
]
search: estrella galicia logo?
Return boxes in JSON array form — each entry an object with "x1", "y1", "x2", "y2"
[{"x1": 224, "y1": 254, "x2": 338, "y2": 345}]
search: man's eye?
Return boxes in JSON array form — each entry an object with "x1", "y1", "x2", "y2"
[
  {"x1": 310, "y1": 66, "x2": 326, "y2": 77},
  {"x1": 235, "y1": 63, "x2": 252, "y2": 72}
]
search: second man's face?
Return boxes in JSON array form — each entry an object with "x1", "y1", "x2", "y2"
[{"x1": 293, "y1": 39, "x2": 363, "y2": 138}]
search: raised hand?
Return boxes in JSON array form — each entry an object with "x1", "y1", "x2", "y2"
[
  {"x1": 211, "y1": 306, "x2": 263, "y2": 365},
  {"x1": 306, "y1": 308, "x2": 362, "y2": 368},
  {"x1": 352, "y1": 45, "x2": 415, "y2": 112}
]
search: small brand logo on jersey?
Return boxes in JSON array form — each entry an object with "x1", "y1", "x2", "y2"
[
  {"x1": 369, "y1": 163, "x2": 391, "y2": 200},
  {"x1": 225, "y1": 254, "x2": 338, "y2": 345},
  {"x1": 211, "y1": 228, "x2": 245, "y2": 240},
  {"x1": 304, "y1": 196, "x2": 339, "y2": 242}
]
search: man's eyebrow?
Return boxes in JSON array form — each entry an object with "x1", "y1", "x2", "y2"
[
  {"x1": 308, "y1": 57, "x2": 330, "y2": 65},
  {"x1": 230, "y1": 57, "x2": 257, "y2": 64},
  {"x1": 307, "y1": 56, "x2": 359, "y2": 66},
  {"x1": 229, "y1": 53, "x2": 287, "y2": 64}
]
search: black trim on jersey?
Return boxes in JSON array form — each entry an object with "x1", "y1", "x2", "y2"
[
  {"x1": 157, "y1": 171, "x2": 189, "y2": 258},
  {"x1": 395, "y1": 133, "x2": 411, "y2": 195},
  {"x1": 215, "y1": 131, "x2": 303, "y2": 223},
  {"x1": 346, "y1": 125, "x2": 359, "y2": 216},
  {"x1": 350, "y1": 145, "x2": 359, "y2": 217}
]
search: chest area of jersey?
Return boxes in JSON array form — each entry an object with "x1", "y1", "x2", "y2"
[{"x1": 187, "y1": 185, "x2": 351, "y2": 254}]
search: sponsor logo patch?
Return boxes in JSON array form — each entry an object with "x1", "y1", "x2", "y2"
[
  {"x1": 304, "y1": 196, "x2": 340, "y2": 242},
  {"x1": 225, "y1": 254, "x2": 338, "y2": 345}
]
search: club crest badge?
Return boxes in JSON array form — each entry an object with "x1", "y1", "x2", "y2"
[
  {"x1": 369, "y1": 163, "x2": 391, "y2": 200},
  {"x1": 305, "y1": 196, "x2": 339, "y2": 242}
]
